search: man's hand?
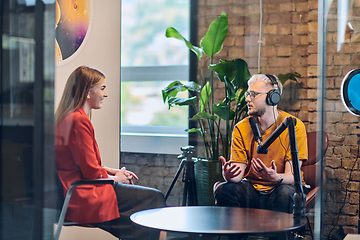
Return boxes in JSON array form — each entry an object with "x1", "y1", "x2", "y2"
[
  {"x1": 220, "y1": 156, "x2": 242, "y2": 182},
  {"x1": 251, "y1": 158, "x2": 279, "y2": 182}
]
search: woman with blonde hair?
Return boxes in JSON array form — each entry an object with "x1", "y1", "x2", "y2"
[{"x1": 55, "y1": 66, "x2": 166, "y2": 240}]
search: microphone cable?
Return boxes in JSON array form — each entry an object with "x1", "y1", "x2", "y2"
[
  {"x1": 272, "y1": 106, "x2": 291, "y2": 173},
  {"x1": 272, "y1": 106, "x2": 287, "y2": 152}
]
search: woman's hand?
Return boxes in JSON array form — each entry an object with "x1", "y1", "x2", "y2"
[
  {"x1": 103, "y1": 166, "x2": 120, "y2": 175},
  {"x1": 114, "y1": 167, "x2": 139, "y2": 185}
]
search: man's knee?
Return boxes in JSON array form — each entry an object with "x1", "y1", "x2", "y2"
[
  {"x1": 214, "y1": 182, "x2": 235, "y2": 199},
  {"x1": 214, "y1": 182, "x2": 243, "y2": 207},
  {"x1": 214, "y1": 182, "x2": 229, "y2": 205},
  {"x1": 214, "y1": 182, "x2": 228, "y2": 196},
  {"x1": 270, "y1": 184, "x2": 296, "y2": 213},
  {"x1": 275, "y1": 185, "x2": 296, "y2": 201}
]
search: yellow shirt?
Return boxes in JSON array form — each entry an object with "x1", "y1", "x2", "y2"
[{"x1": 230, "y1": 110, "x2": 308, "y2": 192}]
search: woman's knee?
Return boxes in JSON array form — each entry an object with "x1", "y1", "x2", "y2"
[{"x1": 147, "y1": 188, "x2": 166, "y2": 207}]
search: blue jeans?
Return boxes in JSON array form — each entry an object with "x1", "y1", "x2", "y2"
[{"x1": 214, "y1": 179, "x2": 308, "y2": 214}]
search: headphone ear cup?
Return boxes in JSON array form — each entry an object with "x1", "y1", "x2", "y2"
[{"x1": 266, "y1": 89, "x2": 281, "y2": 106}]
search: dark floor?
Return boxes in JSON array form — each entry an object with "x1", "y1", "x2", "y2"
[
  {"x1": 0, "y1": 202, "x2": 313, "y2": 240},
  {"x1": 0, "y1": 202, "x2": 56, "y2": 240}
]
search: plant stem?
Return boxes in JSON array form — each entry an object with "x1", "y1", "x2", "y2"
[
  {"x1": 200, "y1": 119, "x2": 211, "y2": 160},
  {"x1": 225, "y1": 92, "x2": 230, "y2": 161},
  {"x1": 209, "y1": 57, "x2": 216, "y2": 160},
  {"x1": 193, "y1": 99, "x2": 211, "y2": 160},
  {"x1": 198, "y1": 59, "x2": 205, "y2": 86},
  {"x1": 216, "y1": 118, "x2": 221, "y2": 158}
]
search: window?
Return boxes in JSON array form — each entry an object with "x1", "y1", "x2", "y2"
[{"x1": 121, "y1": 0, "x2": 190, "y2": 154}]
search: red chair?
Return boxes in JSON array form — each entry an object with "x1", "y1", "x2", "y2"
[
  {"x1": 301, "y1": 131, "x2": 328, "y2": 239},
  {"x1": 213, "y1": 131, "x2": 328, "y2": 240}
]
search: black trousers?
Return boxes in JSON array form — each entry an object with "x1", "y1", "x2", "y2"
[
  {"x1": 92, "y1": 182, "x2": 166, "y2": 240},
  {"x1": 214, "y1": 179, "x2": 309, "y2": 214},
  {"x1": 214, "y1": 180, "x2": 310, "y2": 240}
]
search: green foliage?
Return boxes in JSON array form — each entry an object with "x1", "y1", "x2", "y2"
[
  {"x1": 165, "y1": 27, "x2": 202, "y2": 59},
  {"x1": 277, "y1": 72, "x2": 300, "y2": 85},
  {"x1": 162, "y1": 12, "x2": 299, "y2": 160},
  {"x1": 200, "y1": 12, "x2": 228, "y2": 58}
]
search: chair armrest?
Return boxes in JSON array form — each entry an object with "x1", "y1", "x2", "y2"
[
  {"x1": 71, "y1": 179, "x2": 114, "y2": 187},
  {"x1": 54, "y1": 179, "x2": 114, "y2": 240},
  {"x1": 305, "y1": 186, "x2": 318, "y2": 212}
]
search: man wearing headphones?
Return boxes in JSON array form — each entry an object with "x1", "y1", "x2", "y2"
[{"x1": 214, "y1": 74, "x2": 309, "y2": 214}]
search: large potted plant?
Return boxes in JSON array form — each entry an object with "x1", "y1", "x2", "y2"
[{"x1": 162, "y1": 12, "x2": 299, "y2": 205}]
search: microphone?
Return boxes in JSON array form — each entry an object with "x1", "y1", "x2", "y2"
[
  {"x1": 249, "y1": 117, "x2": 262, "y2": 145},
  {"x1": 256, "y1": 116, "x2": 297, "y2": 154}
]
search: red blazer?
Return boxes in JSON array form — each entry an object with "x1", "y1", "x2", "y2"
[{"x1": 55, "y1": 108, "x2": 119, "y2": 223}]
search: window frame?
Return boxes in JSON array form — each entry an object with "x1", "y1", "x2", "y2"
[
  {"x1": 120, "y1": 66, "x2": 189, "y2": 154},
  {"x1": 120, "y1": 0, "x2": 198, "y2": 155}
]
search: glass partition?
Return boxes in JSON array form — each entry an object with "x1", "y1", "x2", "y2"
[
  {"x1": 0, "y1": 0, "x2": 55, "y2": 239},
  {"x1": 320, "y1": 0, "x2": 360, "y2": 238}
]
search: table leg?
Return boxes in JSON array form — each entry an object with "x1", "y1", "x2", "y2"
[{"x1": 187, "y1": 233, "x2": 233, "y2": 240}]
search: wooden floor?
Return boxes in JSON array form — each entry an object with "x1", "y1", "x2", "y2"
[{"x1": 345, "y1": 234, "x2": 360, "y2": 240}]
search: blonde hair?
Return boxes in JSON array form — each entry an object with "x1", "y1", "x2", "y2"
[
  {"x1": 55, "y1": 66, "x2": 105, "y2": 125},
  {"x1": 247, "y1": 74, "x2": 283, "y2": 95}
]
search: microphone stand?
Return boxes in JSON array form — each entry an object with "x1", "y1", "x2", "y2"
[{"x1": 256, "y1": 117, "x2": 305, "y2": 219}]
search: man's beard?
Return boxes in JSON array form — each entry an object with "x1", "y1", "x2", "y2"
[{"x1": 249, "y1": 106, "x2": 266, "y2": 117}]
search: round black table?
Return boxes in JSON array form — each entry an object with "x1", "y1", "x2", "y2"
[{"x1": 130, "y1": 206, "x2": 306, "y2": 238}]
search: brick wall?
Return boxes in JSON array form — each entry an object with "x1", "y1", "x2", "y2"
[{"x1": 120, "y1": 152, "x2": 185, "y2": 207}]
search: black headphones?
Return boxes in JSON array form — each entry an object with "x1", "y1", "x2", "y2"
[{"x1": 265, "y1": 74, "x2": 281, "y2": 106}]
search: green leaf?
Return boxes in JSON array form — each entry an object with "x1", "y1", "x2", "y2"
[
  {"x1": 213, "y1": 102, "x2": 235, "y2": 120},
  {"x1": 277, "y1": 72, "x2": 301, "y2": 85},
  {"x1": 186, "y1": 128, "x2": 203, "y2": 135},
  {"x1": 189, "y1": 112, "x2": 217, "y2": 121},
  {"x1": 165, "y1": 27, "x2": 203, "y2": 59},
  {"x1": 209, "y1": 59, "x2": 251, "y2": 91},
  {"x1": 162, "y1": 81, "x2": 186, "y2": 103},
  {"x1": 168, "y1": 96, "x2": 197, "y2": 106},
  {"x1": 209, "y1": 60, "x2": 237, "y2": 82},
  {"x1": 162, "y1": 81, "x2": 201, "y2": 103},
  {"x1": 232, "y1": 59, "x2": 251, "y2": 90},
  {"x1": 184, "y1": 81, "x2": 202, "y2": 93},
  {"x1": 200, "y1": 82, "x2": 211, "y2": 112},
  {"x1": 224, "y1": 76, "x2": 236, "y2": 100},
  {"x1": 235, "y1": 89, "x2": 246, "y2": 104},
  {"x1": 200, "y1": 12, "x2": 228, "y2": 58},
  {"x1": 236, "y1": 90, "x2": 248, "y2": 113}
]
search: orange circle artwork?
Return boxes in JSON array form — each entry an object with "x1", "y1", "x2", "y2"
[{"x1": 55, "y1": 0, "x2": 91, "y2": 62}]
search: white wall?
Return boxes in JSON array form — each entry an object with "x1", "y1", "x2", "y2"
[{"x1": 55, "y1": 0, "x2": 121, "y2": 168}]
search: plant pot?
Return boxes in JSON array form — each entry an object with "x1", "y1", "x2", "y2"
[{"x1": 194, "y1": 158, "x2": 223, "y2": 206}]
